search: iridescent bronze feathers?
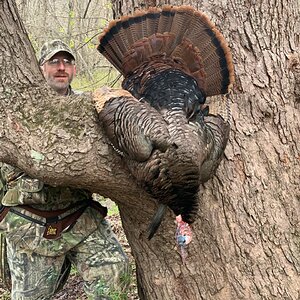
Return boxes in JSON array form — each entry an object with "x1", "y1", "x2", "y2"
[{"x1": 95, "y1": 5, "x2": 234, "y2": 240}]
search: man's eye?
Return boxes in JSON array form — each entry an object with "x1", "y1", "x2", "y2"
[
  {"x1": 49, "y1": 59, "x2": 59, "y2": 65},
  {"x1": 63, "y1": 59, "x2": 71, "y2": 65},
  {"x1": 48, "y1": 58, "x2": 74, "y2": 66}
]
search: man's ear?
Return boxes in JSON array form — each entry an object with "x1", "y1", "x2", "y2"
[{"x1": 73, "y1": 65, "x2": 77, "y2": 76}]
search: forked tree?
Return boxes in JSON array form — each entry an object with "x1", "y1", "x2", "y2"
[{"x1": 0, "y1": 0, "x2": 299, "y2": 299}]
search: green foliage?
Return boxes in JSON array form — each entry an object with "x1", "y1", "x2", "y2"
[
  {"x1": 83, "y1": 37, "x2": 96, "y2": 49},
  {"x1": 109, "y1": 290, "x2": 128, "y2": 300},
  {"x1": 100, "y1": 18, "x2": 108, "y2": 28},
  {"x1": 70, "y1": 265, "x2": 78, "y2": 276},
  {"x1": 59, "y1": 27, "x2": 65, "y2": 34},
  {"x1": 91, "y1": 280, "x2": 109, "y2": 299},
  {"x1": 108, "y1": 203, "x2": 119, "y2": 216},
  {"x1": 94, "y1": 195, "x2": 120, "y2": 216},
  {"x1": 119, "y1": 270, "x2": 132, "y2": 292},
  {"x1": 69, "y1": 39, "x2": 75, "y2": 49},
  {"x1": 69, "y1": 19, "x2": 75, "y2": 28},
  {"x1": 69, "y1": 10, "x2": 75, "y2": 19},
  {"x1": 105, "y1": 2, "x2": 113, "y2": 9},
  {"x1": 108, "y1": 268, "x2": 134, "y2": 300},
  {"x1": 69, "y1": 10, "x2": 75, "y2": 29},
  {"x1": 72, "y1": 68, "x2": 122, "y2": 92},
  {"x1": 89, "y1": 270, "x2": 132, "y2": 300}
]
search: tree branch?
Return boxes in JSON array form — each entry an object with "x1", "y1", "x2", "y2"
[
  {"x1": 83, "y1": 0, "x2": 92, "y2": 19},
  {"x1": 0, "y1": 0, "x2": 147, "y2": 206}
]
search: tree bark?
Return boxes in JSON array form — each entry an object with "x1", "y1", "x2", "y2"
[{"x1": 1, "y1": 0, "x2": 300, "y2": 299}]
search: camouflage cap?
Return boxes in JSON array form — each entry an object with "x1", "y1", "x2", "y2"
[{"x1": 39, "y1": 39, "x2": 75, "y2": 65}]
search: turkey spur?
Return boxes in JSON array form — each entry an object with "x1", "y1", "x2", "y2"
[{"x1": 94, "y1": 5, "x2": 234, "y2": 240}]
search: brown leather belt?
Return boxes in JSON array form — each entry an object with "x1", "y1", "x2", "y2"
[{"x1": 0, "y1": 200, "x2": 107, "y2": 240}]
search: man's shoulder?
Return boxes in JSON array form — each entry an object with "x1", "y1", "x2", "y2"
[
  {"x1": 72, "y1": 89, "x2": 84, "y2": 95},
  {"x1": 69, "y1": 86, "x2": 83, "y2": 96}
]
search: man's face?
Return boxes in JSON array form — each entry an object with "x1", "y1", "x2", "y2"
[{"x1": 41, "y1": 52, "x2": 76, "y2": 95}]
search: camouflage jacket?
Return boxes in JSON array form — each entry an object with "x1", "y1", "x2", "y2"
[
  {"x1": 0, "y1": 162, "x2": 105, "y2": 257},
  {"x1": 0, "y1": 163, "x2": 91, "y2": 210}
]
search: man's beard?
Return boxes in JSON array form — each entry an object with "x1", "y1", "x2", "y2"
[{"x1": 47, "y1": 73, "x2": 73, "y2": 93}]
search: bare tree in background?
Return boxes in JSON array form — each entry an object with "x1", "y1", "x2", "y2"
[
  {"x1": 15, "y1": 0, "x2": 113, "y2": 83},
  {"x1": 1, "y1": 0, "x2": 299, "y2": 299}
]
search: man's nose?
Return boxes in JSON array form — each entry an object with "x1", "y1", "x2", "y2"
[{"x1": 57, "y1": 61, "x2": 66, "y2": 70}]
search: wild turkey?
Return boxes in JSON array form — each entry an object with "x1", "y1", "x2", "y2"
[{"x1": 94, "y1": 5, "x2": 234, "y2": 246}]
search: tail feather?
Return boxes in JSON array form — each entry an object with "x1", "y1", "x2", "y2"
[
  {"x1": 109, "y1": 20, "x2": 130, "y2": 54},
  {"x1": 128, "y1": 12, "x2": 146, "y2": 42},
  {"x1": 157, "y1": 6, "x2": 175, "y2": 33},
  {"x1": 145, "y1": 8, "x2": 160, "y2": 36},
  {"x1": 168, "y1": 6, "x2": 197, "y2": 45}
]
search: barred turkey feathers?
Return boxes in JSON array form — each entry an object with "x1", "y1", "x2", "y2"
[
  {"x1": 95, "y1": 6, "x2": 234, "y2": 241},
  {"x1": 94, "y1": 87, "x2": 170, "y2": 162}
]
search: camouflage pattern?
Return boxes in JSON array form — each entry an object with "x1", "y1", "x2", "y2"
[
  {"x1": 68, "y1": 86, "x2": 83, "y2": 96},
  {"x1": 0, "y1": 232, "x2": 11, "y2": 290},
  {"x1": 0, "y1": 163, "x2": 129, "y2": 299},
  {"x1": 39, "y1": 39, "x2": 75, "y2": 66},
  {"x1": 0, "y1": 163, "x2": 90, "y2": 210}
]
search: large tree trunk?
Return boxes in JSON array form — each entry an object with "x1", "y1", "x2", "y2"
[{"x1": 1, "y1": 0, "x2": 300, "y2": 299}]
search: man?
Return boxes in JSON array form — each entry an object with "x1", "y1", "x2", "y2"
[
  {"x1": 39, "y1": 39, "x2": 78, "y2": 96},
  {"x1": 0, "y1": 40, "x2": 129, "y2": 300}
]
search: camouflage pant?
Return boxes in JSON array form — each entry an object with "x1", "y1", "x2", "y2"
[{"x1": 1, "y1": 207, "x2": 129, "y2": 300}]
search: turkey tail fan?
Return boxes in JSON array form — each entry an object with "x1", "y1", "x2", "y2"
[
  {"x1": 147, "y1": 204, "x2": 167, "y2": 240},
  {"x1": 97, "y1": 5, "x2": 234, "y2": 96},
  {"x1": 162, "y1": 6, "x2": 195, "y2": 45}
]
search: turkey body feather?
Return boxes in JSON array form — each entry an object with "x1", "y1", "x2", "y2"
[{"x1": 95, "y1": 5, "x2": 234, "y2": 239}]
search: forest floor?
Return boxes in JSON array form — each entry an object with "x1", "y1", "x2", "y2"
[{"x1": 0, "y1": 202, "x2": 139, "y2": 300}]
